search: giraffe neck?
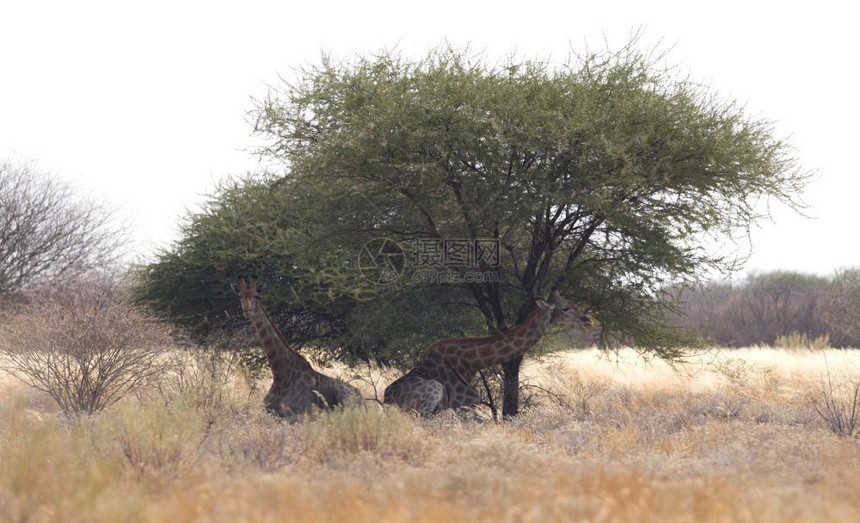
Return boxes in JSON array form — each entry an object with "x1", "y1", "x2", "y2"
[
  {"x1": 485, "y1": 305, "x2": 554, "y2": 364},
  {"x1": 450, "y1": 305, "x2": 554, "y2": 376},
  {"x1": 249, "y1": 303, "x2": 313, "y2": 384}
]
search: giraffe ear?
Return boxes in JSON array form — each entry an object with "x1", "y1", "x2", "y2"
[
  {"x1": 256, "y1": 283, "x2": 267, "y2": 293},
  {"x1": 535, "y1": 300, "x2": 552, "y2": 310},
  {"x1": 230, "y1": 282, "x2": 240, "y2": 294}
]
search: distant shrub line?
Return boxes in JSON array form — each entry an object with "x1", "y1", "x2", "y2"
[{"x1": 670, "y1": 269, "x2": 860, "y2": 348}]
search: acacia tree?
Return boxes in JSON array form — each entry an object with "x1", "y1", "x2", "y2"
[
  {"x1": 251, "y1": 44, "x2": 807, "y2": 415},
  {"x1": 0, "y1": 160, "x2": 123, "y2": 301},
  {"x1": 131, "y1": 177, "x2": 370, "y2": 350}
]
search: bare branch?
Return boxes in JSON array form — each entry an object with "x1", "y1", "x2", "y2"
[
  {"x1": 0, "y1": 160, "x2": 126, "y2": 301},
  {"x1": 0, "y1": 274, "x2": 174, "y2": 416}
]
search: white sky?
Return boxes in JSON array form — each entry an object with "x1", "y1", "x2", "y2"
[{"x1": 1, "y1": 1, "x2": 857, "y2": 277}]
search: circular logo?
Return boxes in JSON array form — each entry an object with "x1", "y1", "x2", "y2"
[{"x1": 358, "y1": 238, "x2": 406, "y2": 285}]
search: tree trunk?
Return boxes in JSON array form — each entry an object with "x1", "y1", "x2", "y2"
[
  {"x1": 500, "y1": 301, "x2": 537, "y2": 418},
  {"x1": 502, "y1": 355, "x2": 522, "y2": 417}
]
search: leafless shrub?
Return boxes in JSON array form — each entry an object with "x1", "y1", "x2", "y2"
[
  {"x1": 712, "y1": 357, "x2": 758, "y2": 389},
  {"x1": 158, "y1": 346, "x2": 256, "y2": 423},
  {"x1": 213, "y1": 413, "x2": 302, "y2": 472},
  {"x1": 350, "y1": 361, "x2": 388, "y2": 406},
  {"x1": 301, "y1": 405, "x2": 417, "y2": 461},
  {"x1": 0, "y1": 159, "x2": 125, "y2": 302},
  {"x1": 553, "y1": 369, "x2": 608, "y2": 417},
  {"x1": 114, "y1": 413, "x2": 200, "y2": 479},
  {"x1": 86, "y1": 400, "x2": 208, "y2": 480},
  {"x1": 812, "y1": 367, "x2": 860, "y2": 438},
  {"x1": 0, "y1": 275, "x2": 175, "y2": 416},
  {"x1": 473, "y1": 363, "x2": 586, "y2": 420}
]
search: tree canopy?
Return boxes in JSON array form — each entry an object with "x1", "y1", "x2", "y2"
[{"x1": 135, "y1": 42, "x2": 808, "y2": 415}]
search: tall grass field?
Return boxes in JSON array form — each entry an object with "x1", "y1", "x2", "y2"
[{"x1": 2, "y1": 346, "x2": 859, "y2": 522}]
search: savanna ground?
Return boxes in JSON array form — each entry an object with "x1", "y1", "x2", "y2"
[{"x1": 2, "y1": 346, "x2": 859, "y2": 522}]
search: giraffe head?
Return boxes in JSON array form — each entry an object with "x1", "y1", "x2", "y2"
[
  {"x1": 536, "y1": 290, "x2": 591, "y2": 326},
  {"x1": 230, "y1": 276, "x2": 266, "y2": 319}
]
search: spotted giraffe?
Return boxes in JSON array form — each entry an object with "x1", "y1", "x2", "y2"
[
  {"x1": 383, "y1": 291, "x2": 591, "y2": 415},
  {"x1": 232, "y1": 277, "x2": 361, "y2": 416}
]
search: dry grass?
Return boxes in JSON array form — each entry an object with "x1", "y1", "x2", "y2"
[{"x1": 2, "y1": 346, "x2": 860, "y2": 522}]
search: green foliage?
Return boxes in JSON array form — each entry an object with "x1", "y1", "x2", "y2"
[
  {"x1": 136, "y1": 40, "x2": 807, "y2": 372},
  {"x1": 131, "y1": 177, "x2": 363, "y2": 351},
  {"x1": 131, "y1": 176, "x2": 482, "y2": 362},
  {"x1": 252, "y1": 42, "x2": 806, "y2": 352}
]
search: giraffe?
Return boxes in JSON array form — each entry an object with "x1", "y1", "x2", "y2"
[
  {"x1": 383, "y1": 291, "x2": 591, "y2": 416},
  {"x1": 231, "y1": 277, "x2": 361, "y2": 416}
]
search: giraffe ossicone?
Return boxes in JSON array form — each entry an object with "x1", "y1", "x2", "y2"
[
  {"x1": 383, "y1": 291, "x2": 591, "y2": 416},
  {"x1": 232, "y1": 276, "x2": 362, "y2": 416}
]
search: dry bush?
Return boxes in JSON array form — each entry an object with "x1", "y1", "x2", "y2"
[
  {"x1": 0, "y1": 160, "x2": 125, "y2": 301},
  {"x1": 211, "y1": 412, "x2": 303, "y2": 472},
  {"x1": 813, "y1": 369, "x2": 860, "y2": 438},
  {"x1": 775, "y1": 331, "x2": 830, "y2": 351},
  {"x1": 91, "y1": 400, "x2": 206, "y2": 480},
  {"x1": 158, "y1": 346, "x2": 257, "y2": 424},
  {"x1": 671, "y1": 270, "x2": 860, "y2": 348},
  {"x1": 347, "y1": 360, "x2": 391, "y2": 405},
  {"x1": 466, "y1": 364, "x2": 557, "y2": 420},
  {"x1": 3, "y1": 346, "x2": 860, "y2": 522},
  {"x1": 0, "y1": 407, "x2": 127, "y2": 522},
  {"x1": 824, "y1": 268, "x2": 860, "y2": 347},
  {"x1": 711, "y1": 356, "x2": 781, "y2": 397},
  {"x1": 533, "y1": 366, "x2": 609, "y2": 418},
  {"x1": 301, "y1": 405, "x2": 418, "y2": 461},
  {"x1": 0, "y1": 275, "x2": 175, "y2": 416}
]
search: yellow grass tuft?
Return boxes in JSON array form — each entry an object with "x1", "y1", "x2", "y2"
[{"x1": 301, "y1": 404, "x2": 421, "y2": 461}]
